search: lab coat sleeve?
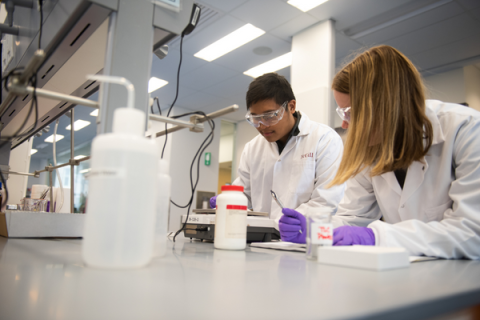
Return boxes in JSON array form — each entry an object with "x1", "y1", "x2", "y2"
[
  {"x1": 331, "y1": 169, "x2": 382, "y2": 228},
  {"x1": 232, "y1": 144, "x2": 252, "y2": 208},
  {"x1": 369, "y1": 116, "x2": 480, "y2": 259},
  {"x1": 294, "y1": 130, "x2": 346, "y2": 217}
]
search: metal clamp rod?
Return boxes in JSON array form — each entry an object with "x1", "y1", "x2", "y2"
[
  {"x1": 194, "y1": 104, "x2": 239, "y2": 123},
  {"x1": 0, "y1": 170, "x2": 37, "y2": 177},
  {"x1": 149, "y1": 104, "x2": 239, "y2": 138},
  {"x1": 151, "y1": 124, "x2": 188, "y2": 138},
  {"x1": 34, "y1": 156, "x2": 91, "y2": 175},
  {"x1": 9, "y1": 84, "x2": 99, "y2": 109},
  {"x1": 0, "y1": 23, "x2": 19, "y2": 35},
  {"x1": 149, "y1": 114, "x2": 204, "y2": 129}
]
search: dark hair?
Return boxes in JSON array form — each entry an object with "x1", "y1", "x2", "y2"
[{"x1": 246, "y1": 73, "x2": 295, "y2": 109}]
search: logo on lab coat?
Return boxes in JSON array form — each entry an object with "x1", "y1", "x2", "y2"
[{"x1": 301, "y1": 152, "x2": 314, "y2": 159}]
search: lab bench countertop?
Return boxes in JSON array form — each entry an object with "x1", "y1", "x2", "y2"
[{"x1": 0, "y1": 237, "x2": 480, "y2": 320}]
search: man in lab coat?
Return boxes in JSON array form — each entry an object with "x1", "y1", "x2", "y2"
[{"x1": 213, "y1": 73, "x2": 345, "y2": 241}]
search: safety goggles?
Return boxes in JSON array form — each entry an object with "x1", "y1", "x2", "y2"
[
  {"x1": 245, "y1": 101, "x2": 287, "y2": 128},
  {"x1": 336, "y1": 106, "x2": 351, "y2": 123}
]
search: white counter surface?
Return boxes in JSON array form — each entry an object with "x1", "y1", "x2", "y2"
[{"x1": 1, "y1": 236, "x2": 479, "y2": 320}]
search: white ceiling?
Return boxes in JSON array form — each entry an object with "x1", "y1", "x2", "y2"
[
  {"x1": 31, "y1": 0, "x2": 480, "y2": 160},
  {"x1": 149, "y1": 0, "x2": 480, "y2": 122}
]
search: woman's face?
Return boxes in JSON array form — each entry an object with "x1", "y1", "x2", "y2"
[{"x1": 333, "y1": 90, "x2": 350, "y2": 129}]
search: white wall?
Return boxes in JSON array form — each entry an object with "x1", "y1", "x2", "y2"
[
  {"x1": 7, "y1": 138, "x2": 33, "y2": 205},
  {"x1": 165, "y1": 106, "x2": 221, "y2": 232},
  {"x1": 423, "y1": 68, "x2": 466, "y2": 104},
  {"x1": 219, "y1": 134, "x2": 234, "y2": 163},
  {"x1": 232, "y1": 120, "x2": 258, "y2": 181},
  {"x1": 464, "y1": 65, "x2": 480, "y2": 112}
]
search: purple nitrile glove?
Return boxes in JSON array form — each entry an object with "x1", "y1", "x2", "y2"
[
  {"x1": 279, "y1": 208, "x2": 306, "y2": 244},
  {"x1": 333, "y1": 226, "x2": 375, "y2": 246},
  {"x1": 210, "y1": 195, "x2": 217, "y2": 209}
]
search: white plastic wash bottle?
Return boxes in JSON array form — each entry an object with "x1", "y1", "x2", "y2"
[
  {"x1": 82, "y1": 75, "x2": 158, "y2": 268},
  {"x1": 154, "y1": 159, "x2": 171, "y2": 257},
  {"x1": 214, "y1": 185, "x2": 248, "y2": 250}
]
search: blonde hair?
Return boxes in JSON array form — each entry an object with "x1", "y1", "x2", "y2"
[{"x1": 330, "y1": 45, "x2": 433, "y2": 186}]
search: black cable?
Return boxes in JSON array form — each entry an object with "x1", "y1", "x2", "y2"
[
  {"x1": 170, "y1": 111, "x2": 214, "y2": 208},
  {"x1": 171, "y1": 112, "x2": 215, "y2": 242},
  {"x1": 155, "y1": 97, "x2": 162, "y2": 116},
  {"x1": 150, "y1": 97, "x2": 162, "y2": 116},
  {"x1": 161, "y1": 34, "x2": 184, "y2": 159},
  {"x1": 38, "y1": 0, "x2": 44, "y2": 50}
]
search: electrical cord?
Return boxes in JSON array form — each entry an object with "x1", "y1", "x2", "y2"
[
  {"x1": 161, "y1": 33, "x2": 184, "y2": 159},
  {"x1": 171, "y1": 111, "x2": 215, "y2": 242},
  {"x1": 38, "y1": 0, "x2": 43, "y2": 49},
  {"x1": 150, "y1": 97, "x2": 162, "y2": 116}
]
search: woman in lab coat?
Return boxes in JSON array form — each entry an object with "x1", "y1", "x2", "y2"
[
  {"x1": 281, "y1": 45, "x2": 480, "y2": 258},
  {"x1": 329, "y1": 45, "x2": 480, "y2": 259}
]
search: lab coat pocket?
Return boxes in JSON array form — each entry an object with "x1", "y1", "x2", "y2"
[
  {"x1": 424, "y1": 201, "x2": 453, "y2": 222},
  {"x1": 289, "y1": 160, "x2": 315, "y2": 195}
]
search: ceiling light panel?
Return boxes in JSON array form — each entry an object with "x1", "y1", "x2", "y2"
[
  {"x1": 30, "y1": 149, "x2": 38, "y2": 155},
  {"x1": 45, "y1": 134, "x2": 64, "y2": 143},
  {"x1": 243, "y1": 52, "x2": 292, "y2": 78},
  {"x1": 287, "y1": 0, "x2": 329, "y2": 12},
  {"x1": 194, "y1": 24, "x2": 265, "y2": 62},
  {"x1": 148, "y1": 77, "x2": 168, "y2": 93},
  {"x1": 90, "y1": 109, "x2": 99, "y2": 117},
  {"x1": 66, "y1": 120, "x2": 91, "y2": 131}
]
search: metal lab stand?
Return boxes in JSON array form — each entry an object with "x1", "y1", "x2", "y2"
[{"x1": 0, "y1": 0, "x2": 237, "y2": 213}]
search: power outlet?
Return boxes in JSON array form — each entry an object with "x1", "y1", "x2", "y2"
[{"x1": 2, "y1": 34, "x2": 15, "y2": 73}]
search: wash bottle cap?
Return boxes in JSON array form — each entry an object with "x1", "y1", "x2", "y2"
[{"x1": 86, "y1": 74, "x2": 144, "y2": 136}]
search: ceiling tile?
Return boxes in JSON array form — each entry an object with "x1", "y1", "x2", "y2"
[
  {"x1": 151, "y1": 47, "x2": 207, "y2": 81},
  {"x1": 181, "y1": 63, "x2": 238, "y2": 91},
  {"x1": 197, "y1": 0, "x2": 248, "y2": 12},
  {"x1": 152, "y1": 85, "x2": 197, "y2": 109},
  {"x1": 179, "y1": 15, "x2": 247, "y2": 55},
  {"x1": 356, "y1": 2, "x2": 465, "y2": 45},
  {"x1": 457, "y1": 0, "x2": 480, "y2": 10},
  {"x1": 335, "y1": 32, "x2": 363, "y2": 66},
  {"x1": 307, "y1": 0, "x2": 414, "y2": 31},
  {"x1": 384, "y1": 13, "x2": 480, "y2": 56},
  {"x1": 470, "y1": 7, "x2": 480, "y2": 20},
  {"x1": 269, "y1": 13, "x2": 318, "y2": 41},
  {"x1": 211, "y1": 33, "x2": 291, "y2": 72},
  {"x1": 409, "y1": 32, "x2": 480, "y2": 71},
  {"x1": 202, "y1": 74, "x2": 252, "y2": 99},
  {"x1": 174, "y1": 91, "x2": 223, "y2": 111},
  {"x1": 229, "y1": 0, "x2": 303, "y2": 32}
]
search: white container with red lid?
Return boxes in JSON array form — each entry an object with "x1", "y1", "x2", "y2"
[{"x1": 214, "y1": 185, "x2": 248, "y2": 250}]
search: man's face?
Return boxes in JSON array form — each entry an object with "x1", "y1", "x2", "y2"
[{"x1": 248, "y1": 99, "x2": 296, "y2": 143}]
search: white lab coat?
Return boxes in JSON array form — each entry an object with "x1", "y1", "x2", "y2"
[
  {"x1": 333, "y1": 100, "x2": 480, "y2": 259},
  {"x1": 233, "y1": 112, "x2": 345, "y2": 222}
]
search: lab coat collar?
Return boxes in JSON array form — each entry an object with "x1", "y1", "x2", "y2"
[
  {"x1": 296, "y1": 111, "x2": 312, "y2": 137},
  {"x1": 425, "y1": 101, "x2": 445, "y2": 146}
]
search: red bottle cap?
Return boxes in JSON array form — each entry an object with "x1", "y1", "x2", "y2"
[{"x1": 221, "y1": 185, "x2": 244, "y2": 192}]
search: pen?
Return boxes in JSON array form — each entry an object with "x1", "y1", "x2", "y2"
[{"x1": 270, "y1": 190, "x2": 302, "y2": 234}]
